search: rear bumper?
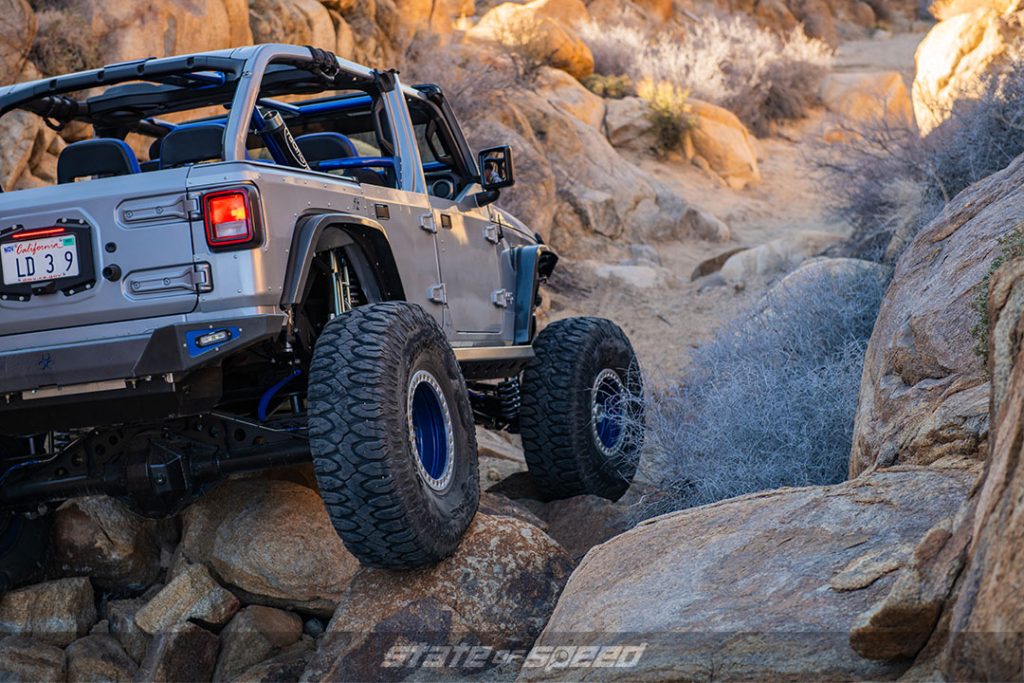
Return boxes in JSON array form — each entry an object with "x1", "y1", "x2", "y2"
[{"x1": 0, "y1": 314, "x2": 286, "y2": 394}]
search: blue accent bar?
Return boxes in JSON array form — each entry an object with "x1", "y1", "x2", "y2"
[
  {"x1": 315, "y1": 156, "x2": 396, "y2": 171},
  {"x1": 258, "y1": 368, "x2": 303, "y2": 422}
]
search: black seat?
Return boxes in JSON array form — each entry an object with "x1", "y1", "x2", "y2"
[
  {"x1": 295, "y1": 132, "x2": 358, "y2": 163},
  {"x1": 295, "y1": 132, "x2": 388, "y2": 187},
  {"x1": 57, "y1": 139, "x2": 141, "y2": 184},
  {"x1": 159, "y1": 124, "x2": 226, "y2": 169}
]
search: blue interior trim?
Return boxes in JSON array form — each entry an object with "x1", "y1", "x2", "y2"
[{"x1": 315, "y1": 156, "x2": 396, "y2": 171}]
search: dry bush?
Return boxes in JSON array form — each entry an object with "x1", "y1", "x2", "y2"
[
  {"x1": 581, "y1": 74, "x2": 635, "y2": 99},
  {"x1": 820, "y1": 62, "x2": 1024, "y2": 263},
  {"x1": 493, "y1": 14, "x2": 557, "y2": 86},
  {"x1": 636, "y1": 78, "x2": 693, "y2": 158},
  {"x1": 580, "y1": 16, "x2": 833, "y2": 135},
  {"x1": 632, "y1": 262, "x2": 887, "y2": 520}
]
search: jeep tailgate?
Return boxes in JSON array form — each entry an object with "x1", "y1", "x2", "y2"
[{"x1": 0, "y1": 170, "x2": 200, "y2": 337}]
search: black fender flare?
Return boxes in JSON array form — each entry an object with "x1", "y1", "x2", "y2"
[
  {"x1": 511, "y1": 244, "x2": 558, "y2": 345},
  {"x1": 281, "y1": 212, "x2": 406, "y2": 308}
]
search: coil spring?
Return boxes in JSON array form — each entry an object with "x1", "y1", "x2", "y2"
[{"x1": 497, "y1": 379, "x2": 521, "y2": 423}]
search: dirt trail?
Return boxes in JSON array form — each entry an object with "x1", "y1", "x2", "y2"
[{"x1": 546, "y1": 30, "x2": 927, "y2": 382}]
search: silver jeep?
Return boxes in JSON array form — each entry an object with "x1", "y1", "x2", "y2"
[{"x1": 0, "y1": 44, "x2": 643, "y2": 580}]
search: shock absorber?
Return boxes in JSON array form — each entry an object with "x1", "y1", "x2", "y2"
[{"x1": 497, "y1": 379, "x2": 521, "y2": 427}]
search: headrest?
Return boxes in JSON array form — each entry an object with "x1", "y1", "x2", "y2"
[
  {"x1": 296, "y1": 132, "x2": 358, "y2": 163},
  {"x1": 57, "y1": 139, "x2": 141, "y2": 184},
  {"x1": 159, "y1": 124, "x2": 225, "y2": 169}
]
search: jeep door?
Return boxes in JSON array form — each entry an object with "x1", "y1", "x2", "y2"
[{"x1": 409, "y1": 97, "x2": 507, "y2": 339}]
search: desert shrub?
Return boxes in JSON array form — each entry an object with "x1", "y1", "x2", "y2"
[
  {"x1": 633, "y1": 261, "x2": 887, "y2": 519},
  {"x1": 581, "y1": 74, "x2": 635, "y2": 99},
  {"x1": 821, "y1": 62, "x2": 1024, "y2": 263},
  {"x1": 580, "y1": 16, "x2": 832, "y2": 135},
  {"x1": 30, "y1": 11, "x2": 103, "y2": 76},
  {"x1": 636, "y1": 78, "x2": 693, "y2": 157},
  {"x1": 493, "y1": 14, "x2": 556, "y2": 86}
]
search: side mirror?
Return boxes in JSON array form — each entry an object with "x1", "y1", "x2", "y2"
[{"x1": 478, "y1": 145, "x2": 515, "y2": 190}]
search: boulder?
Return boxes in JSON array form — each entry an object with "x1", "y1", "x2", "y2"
[
  {"x1": 53, "y1": 496, "x2": 172, "y2": 591},
  {"x1": 820, "y1": 71, "x2": 914, "y2": 135},
  {"x1": 928, "y1": 0, "x2": 1018, "y2": 19},
  {"x1": 848, "y1": 155, "x2": 1024, "y2": 477},
  {"x1": 105, "y1": 597, "x2": 152, "y2": 664},
  {"x1": 134, "y1": 563, "x2": 240, "y2": 635},
  {"x1": 523, "y1": 467, "x2": 976, "y2": 682},
  {"x1": 540, "y1": 495, "x2": 631, "y2": 562},
  {"x1": 860, "y1": 257, "x2": 1024, "y2": 679},
  {"x1": 475, "y1": 76, "x2": 689, "y2": 251},
  {"x1": 301, "y1": 514, "x2": 574, "y2": 681},
  {"x1": 213, "y1": 606, "x2": 304, "y2": 682},
  {"x1": 59, "y1": 0, "x2": 252, "y2": 66},
  {"x1": 136, "y1": 622, "x2": 219, "y2": 683},
  {"x1": 0, "y1": 577, "x2": 96, "y2": 647},
  {"x1": 476, "y1": 428, "x2": 528, "y2": 488},
  {"x1": 0, "y1": 636, "x2": 66, "y2": 683},
  {"x1": 180, "y1": 478, "x2": 360, "y2": 617},
  {"x1": 234, "y1": 640, "x2": 315, "y2": 683},
  {"x1": 537, "y1": 67, "x2": 605, "y2": 130},
  {"x1": 604, "y1": 96, "x2": 654, "y2": 152},
  {"x1": 469, "y1": 0, "x2": 595, "y2": 79},
  {"x1": 66, "y1": 634, "x2": 139, "y2": 682},
  {"x1": 0, "y1": 0, "x2": 35, "y2": 86},
  {"x1": 686, "y1": 99, "x2": 762, "y2": 190},
  {"x1": 249, "y1": 0, "x2": 336, "y2": 48},
  {"x1": 719, "y1": 231, "x2": 843, "y2": 286},
  {"x1": 478, "y1": 492, "x2": 549, "y2": 531},
  {"x1": 912, "y1": 7, "x2": 1024, "y2": 135}
]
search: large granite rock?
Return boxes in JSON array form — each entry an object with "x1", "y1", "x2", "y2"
[
  {"x1": 53, "y1": 496, "x2": 172, "y2": 591},
  {"x1": 0, "y1": 578, "x2": 96, "y2": 647},
  {"x1": 0, "y1": 636, "x2": 66, "y2": 682},
  {"x1": 180, "y1": 478, "x2": 360, "y2": 617},
  {"x1": 302, "y1": 513, "x2": 574, "y2": 681},
  {"x1": 912, "y1": 5, "x2": 1024, "y2": 135},
  {"x1": 522, "y1": 467, "x2": 976, "y2": 681},
  {"x1": 134, "y1": 563, "x2": 240, "y2": 635},
  {"x1": 65, "y1": 634, "x2": 138, "y2": 682},
  {"x1": 0, "y1": 0, "x2": 35, "y2": 86},
  {"x1": 848, "y1": 155, "x2": 1024, "y2": 476}
]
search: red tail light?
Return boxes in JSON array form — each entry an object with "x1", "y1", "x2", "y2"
[
  {"x1": 203, "y1": 189, "x2": 258, "y2": 248},
  {"x1": 12, "y1": 227, "x2": 66, "y2": 240}
]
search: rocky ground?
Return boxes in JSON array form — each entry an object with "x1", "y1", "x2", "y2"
[{"x1": 5, "y1": 0, "x2": 1024, "y2": 680}]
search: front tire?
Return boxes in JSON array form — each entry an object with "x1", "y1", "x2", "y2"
[
  {"x1": 519, "y1": 317, "x2": 644, "y2": 501},
  {"x1": 308, "y1": 303, "x2": 479, "y2": 569}
]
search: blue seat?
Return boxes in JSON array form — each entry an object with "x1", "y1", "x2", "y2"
[
  {"x1": 295, "y1": 132, "x2": 388, "y2": 187},
  {"x1": 57, "y1": 139, "x2": 140, "y2": 184}
]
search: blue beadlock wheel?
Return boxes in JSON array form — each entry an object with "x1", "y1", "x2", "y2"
[
  {"x1": 520, "y1": 316, "x2": 644, "y2": 501},
  {"x1": 591, "y1": 369, "x2": 627, "y2": 456},
  {"x1": 407, "y1": 370, "x2": 455, "y2": 491},
  {"x1": 309, "y1": 302, "x2": 479, "y2": 569}
]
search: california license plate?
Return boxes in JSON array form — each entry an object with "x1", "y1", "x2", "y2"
[{"x1": 1, "y1": 235, "x2": 80, "y2": 286}]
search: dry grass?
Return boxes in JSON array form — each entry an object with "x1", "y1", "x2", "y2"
[
  {"x1": 632, "y1": 261, "x2": 887, "y2": 520},
  {"x1": 580, "y1": 16, "x2": 832, "y2": 135}
]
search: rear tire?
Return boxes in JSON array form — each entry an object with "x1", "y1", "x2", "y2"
[
  {"x1": 519, "y1": 317, "x2": 644, "y2": 501},
  {"x1": 308, "y1": 303, "x2": 479, "y2": 569}
]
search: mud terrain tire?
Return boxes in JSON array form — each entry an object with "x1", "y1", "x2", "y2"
[
  {"x1": 308, "y1": 302, "x2": 479, "y2": 569},
  {"x1": 519, "y1": 317, "x2": 644, "y2": 501}
]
